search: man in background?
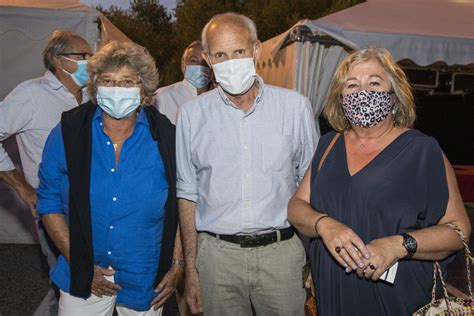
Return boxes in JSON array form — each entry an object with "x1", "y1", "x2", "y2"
[
  {"x1": 0, "y1": 30, "x2": 92, "y2": 315},
  {"x1": 155, "y1": 40, "x2": 213, "y2": 316},
  {"x1": 154, "y1": 41, "x2": 213, "y2": 124}
]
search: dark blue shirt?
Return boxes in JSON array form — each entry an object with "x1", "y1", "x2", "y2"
[{"x1": 37, "y1": 107, "x2": 168, "y2": 311}]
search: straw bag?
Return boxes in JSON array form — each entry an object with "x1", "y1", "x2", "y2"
[{"x1": 413, "y1": 223, "x2": 474, "y2": 315}]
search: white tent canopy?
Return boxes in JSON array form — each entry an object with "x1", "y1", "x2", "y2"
[
  {"x1": 257, "y1": 0, "x2": 474, "y2": 135},
  {"x1": 0, "y1": 0, "x2": 130, "y2": 243},
  {"x1": 0, "y1": 0, "x2": 130, "y2": 100}
]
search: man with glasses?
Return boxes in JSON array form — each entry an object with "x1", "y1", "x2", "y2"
[{"x1": 0, "y1": 30, "x2": 92, "y2": 315}]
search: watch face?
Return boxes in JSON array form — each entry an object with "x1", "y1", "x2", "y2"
[{"x1": 404, "y1": 234, "x2": 417, "y2": 254}]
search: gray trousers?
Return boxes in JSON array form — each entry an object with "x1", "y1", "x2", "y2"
[
  {"x1": 34, "y1": 219, "x2": 59, "y2": 316},
  {"x1": 196, "y1": 232, "x2": 306, "y2": 316}
]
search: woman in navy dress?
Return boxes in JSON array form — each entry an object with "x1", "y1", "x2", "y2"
[{"x1": 288, "y1": 47, "x2": 471, "y2": 315}]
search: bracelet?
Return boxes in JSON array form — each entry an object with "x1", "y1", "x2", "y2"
[
  {"x1": 313, "y1": 214, "x2": 329, "y2": 237},
  {"x1": 172, "y1": 258, "x2": 185, "y2": 268}
]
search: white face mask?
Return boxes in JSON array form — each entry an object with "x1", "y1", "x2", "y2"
[
  {"x1": 212, "y1": 57, "x2": 256, "y2": 95},
  {"x1": 97, "y1": 86, "x2": 141, "y2": 119}
]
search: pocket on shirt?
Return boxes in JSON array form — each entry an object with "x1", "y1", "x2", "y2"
[{"x1": 261, "y1": 136, "x2": 293, "y2": 172}]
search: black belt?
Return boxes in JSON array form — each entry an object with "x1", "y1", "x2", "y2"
[{"x1": 204, "y1": 227, "x2": 294, "y2": 248}]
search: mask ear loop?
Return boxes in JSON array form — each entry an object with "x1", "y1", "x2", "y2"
[
  {"x1": 59, "y1": 55, "x2": 79, "y2": 76},
  {"x1": 389, "y1": 91, "x2": 397, "y2": 116},
  {"x1": 60, "y1": 55, "x2": 77, "y2": 63}
]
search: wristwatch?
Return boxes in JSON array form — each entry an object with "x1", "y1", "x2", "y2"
[{"x1": 401, "y1": 233, "x2": 417, "y2": 259}]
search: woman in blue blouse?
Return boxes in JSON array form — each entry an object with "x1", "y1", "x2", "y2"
[{"x1": 37, "y1": 41, "x2": 182, "y2": 315}]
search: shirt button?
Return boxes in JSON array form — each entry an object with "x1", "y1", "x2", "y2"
[
  {"x1": 107, "y1": 251, "x2": 112, "y2": 255},
  {"x1": 112, "y1": 197, "x2": 117, "y2": 202},
  {"x1": 109, "y1": 225, "x2": 114, "y2": 230},
  {"x1": 111, "y1": 168, "x2": 115, "y2": 173},
  {"x1": 243, "y1": 145, "x2": 248, "y2": 150},
  {"x1": 106, "y1": 141, "x2": 111, "y2": 145}
]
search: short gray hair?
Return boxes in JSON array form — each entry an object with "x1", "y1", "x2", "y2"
[
  {"x1": 42, "y1": 30, "x2": 86, "y2": 73},
  {"x1": 87, "y1": 41, "x2": 159, "y2": 107},
  {"x1": 201, "y1": 12, "x2": 258, "y2": 53}
]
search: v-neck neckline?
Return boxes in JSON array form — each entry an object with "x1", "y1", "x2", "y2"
[{"x1": 342, "y1": 129, "x2": 415, "y2": 178}]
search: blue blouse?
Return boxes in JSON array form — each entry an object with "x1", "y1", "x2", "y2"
[{"x1": 37, "y1": 107, "x2": 169, "y2": 311}]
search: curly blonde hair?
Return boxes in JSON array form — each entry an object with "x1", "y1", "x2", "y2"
[
  {"x1": 87, "y1": 41, "x2": 159, "y2": 107},
  {"x1": 324, "y1": 47, "x2": 415, "y2": 131}
]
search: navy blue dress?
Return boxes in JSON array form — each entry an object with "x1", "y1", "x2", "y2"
[{"x1": 310, "y1": 130, "x2": 449, "y2": 315}]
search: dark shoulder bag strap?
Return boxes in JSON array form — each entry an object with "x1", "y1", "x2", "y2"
[{"x1": 318, "y1": 133, "x2": 341, "y2": 172}]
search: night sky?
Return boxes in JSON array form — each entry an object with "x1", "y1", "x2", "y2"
[{"x1": 80, "y1": 0, "x2": 177, "y2": 12}]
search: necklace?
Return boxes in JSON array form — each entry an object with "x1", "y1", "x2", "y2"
[
  {"x1": 112, "y1": 134, "x2": 129, "y2": 152},
  {"x1": 103, "y1": 113, "x2": 138, "y2": 152},
  {"x1": 356, "y1": 124, "x2": 396, "y2": 150}
]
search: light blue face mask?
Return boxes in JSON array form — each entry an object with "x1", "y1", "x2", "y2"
[
  {"x1": 61, "y1": 56, "x2": 89, "y2": 87},
  {"x1": 97, "y1": 86, "x2": 141, "y2": 119},
  {"x1": 185, "y1": 65, "x2": 212, "y2": 89}
]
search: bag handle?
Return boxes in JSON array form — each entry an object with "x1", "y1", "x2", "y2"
[
  {"x1": 318, "y1": 133, "x2": 341, "y2": 172},
  {"x1": 431, "y1": 262, "x2": 454, "y2": 313},
  {"x1": 430, "y1": 223, "x2": 473, "y2": 311},
  {"x1": 446, "y1": 223, "x2": 473, "y2": 298}
]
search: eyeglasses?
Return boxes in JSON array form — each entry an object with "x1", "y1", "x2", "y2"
[
  {"x1": 59, "y1": 53, "x2": 92, "y2": 60},
  {"x1": 97, "y1": 78, "x2": 142, "y2": 88}
]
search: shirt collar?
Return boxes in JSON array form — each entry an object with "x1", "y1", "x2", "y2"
[
  {"x1": 44, "y1": 70, "x2": 64, "y2": 90},
  {"x1": 93, "y1": 106, "x2": 149, "y2": 126},
  {"x1": 44, "y1": 70, "x2": 90, "y2": 103},
  {"x1": 217, "y1": 75, "x2": 265, "y2": 111},
  {"x1": 182, "y1": 79, "x2": 198, "y2": 95}
]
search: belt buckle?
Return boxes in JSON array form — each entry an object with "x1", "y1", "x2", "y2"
[{"x1": 240, "y1": 234, "x2": 268, "y2": 248}]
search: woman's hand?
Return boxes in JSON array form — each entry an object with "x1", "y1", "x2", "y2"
[
  {"x1": 318, "y1": 217, "x2": 370, "y2": 272},
  {"x1": 356, "y1": 235, "x2": 406, "y2": 281},
  {"x1": 150, "y1": 264, "x2": 184, "y2": 310},
  {"x1": 91, "y1": 265, "x2": 121, "y2": 297}
]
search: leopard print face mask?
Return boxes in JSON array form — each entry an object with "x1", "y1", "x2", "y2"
[{"x1": 342, "y1": 90, "x2": 394, "y2": 128}]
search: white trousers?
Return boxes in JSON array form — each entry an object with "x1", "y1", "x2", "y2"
[{"x1": 58, "y1": 275, "x2": 163, "y2": 316}]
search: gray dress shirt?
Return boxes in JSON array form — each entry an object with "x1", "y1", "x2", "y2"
[
  {"x1": 0, "y1": 71, "x2": 86, "y2": 188},
  {"x1": 176, "y1": 76, "x2": 318, "y2": 234}
]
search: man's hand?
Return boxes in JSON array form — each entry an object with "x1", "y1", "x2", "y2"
[
  {"x1": 90, "y1": 266, "x2": 121, "y2": 297},
  {"x1": 151, "y1": 264, "x2": 184, "y2": 310},
  {"x1": 0, "y1": 169, "x2": 37, "y2": 217},
  {"x1": 17, "y1": 182, "x2": 37, "y2": 217},
  {"x1": 184, "y1": 267, "x2": 203, "y2": 314}
]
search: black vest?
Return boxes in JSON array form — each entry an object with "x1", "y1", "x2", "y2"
[{"x1": 61, "y1": 101, "x2": 178, "y2": 297}]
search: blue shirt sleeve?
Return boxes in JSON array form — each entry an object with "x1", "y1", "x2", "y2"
[{"x1": 37, "y1": 123, "x2": 67, "y2": 216}]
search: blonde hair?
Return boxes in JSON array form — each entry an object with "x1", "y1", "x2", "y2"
[
  {"x1": 87, "y1": 41, "x2": 159, "y2": 107},
  {"x1": 324, "y1": 47, "x2": 415, "y2": 131}
]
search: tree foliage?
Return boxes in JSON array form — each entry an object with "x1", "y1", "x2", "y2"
[{"x1": 99, "y1": 0, "x2": 363, "y2": 87}]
